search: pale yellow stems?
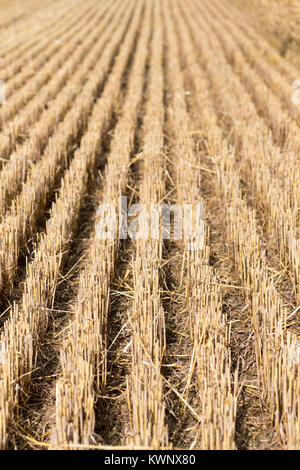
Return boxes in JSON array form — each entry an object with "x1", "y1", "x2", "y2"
[
  {"x1": 0, "y1": 0, "x2": 138, "y2": 449},
  {"x1": 0, "y1": 0, "x2": 113, "y2": 213},
  {"x1": 187, "y1": 0, "x2": 300, "y2": 304},
  {"x1": 218, "y1": 0, "x2": 300, "y2": 59},
  {"x1": 128, "y1": 0, "x2": 169, "y2": 449},
  {"x1": 0, "y1": 0, "x2": 102, "y2": 143},
  {"x1": 50, "y1": 0, "x2": 151, "y2": 448},
  {"x1": 2, "y1": 0, "x2": 89, "y2": 46},
  {"x1": 180, "y1": 0, "x2": 299, "y2": 448},
  {"x1": 160, "y1": 0, "x2": 238, "y2": 450},
  {"x1": 0, "y1": 0, "x2": 94, "y2": 95},
  {"x1": 0, "y1": 0, "x2": 122, "y2": 296}
]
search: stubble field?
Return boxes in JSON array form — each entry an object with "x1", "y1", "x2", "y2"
[{"x1": 0, "y1": 0, "x2": 299, "y2": 450}]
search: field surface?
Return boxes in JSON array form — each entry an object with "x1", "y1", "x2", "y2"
[{"x1": 0, "y1": 0, "x2": 299, "y2": 450}]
